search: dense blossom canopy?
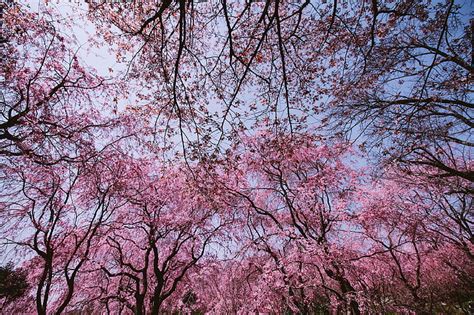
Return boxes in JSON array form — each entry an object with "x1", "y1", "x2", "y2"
[{"x1": 0, "y1": 0, "x2": 472, "y2": 314}]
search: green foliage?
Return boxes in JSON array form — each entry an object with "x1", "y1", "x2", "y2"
[{"x1": 0, "y1": 262, "x2": 29, "y2": 306}]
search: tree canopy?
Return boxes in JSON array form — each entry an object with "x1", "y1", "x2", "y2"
[{"x1": 0, "y1": 0, "x2": 472, "y2": 313}]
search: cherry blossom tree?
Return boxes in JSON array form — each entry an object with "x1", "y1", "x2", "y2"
[
  {"x1": 355, "y1": 170, "x2": 473, "y2": 313},
  {"x1": 1, "y1": 3, "x2": 114, "y2": 164},
  {"x1": 0, "y1": 0, "x2": 471, "y2": 313},
  {"x1": 78, "y1": 161, "x2": 227, "y2": 314},
  {"x1": 183, "y1": 131, "x2": 472, "y2": 313},
  {"x1": 85, "y1": 0, "x2": 471, "y2": 169},
  {"x1": 204, "y1": 131, "x2": 362, "y2": 313},
  {"x1": 0, "y1": 148, "x2": 132, "y2": 314}
]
